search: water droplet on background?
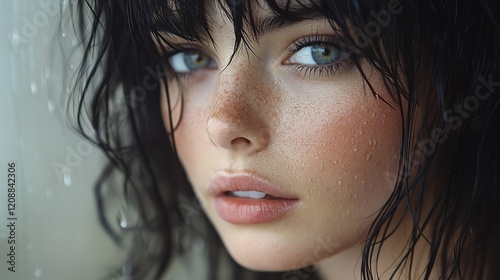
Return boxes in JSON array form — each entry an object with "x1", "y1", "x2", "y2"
[
  {"x1": 31, "y1": 81, "x2": 38, "y2": 94},
  {"x1": 35, "y1": 268, "x2": 42, "y2": 278},
  {"x1": 63, "y1": 173, "x2": 72, "y2": 186},
  {"x1": 47, "y1": 100, "x2": 55, "y2": 112}
]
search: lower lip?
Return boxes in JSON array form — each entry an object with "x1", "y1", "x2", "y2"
[{"x1": 214, "y1": 195, "x2": 300, "y2": 224}]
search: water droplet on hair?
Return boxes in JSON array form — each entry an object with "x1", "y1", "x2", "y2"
[
  {"x1": 118, "y1": 213, "x2": 127, "y2": 229},
  {"x1": 35, "y1": 268, "x2": 42, "y2": 278},
  {"x1": 31, "y1": 82, "x2": 38, "y2": 94}
]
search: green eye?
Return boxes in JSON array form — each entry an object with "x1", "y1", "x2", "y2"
[{"x1": 169, "y1": 51, "x2": 217, "y2": 73}]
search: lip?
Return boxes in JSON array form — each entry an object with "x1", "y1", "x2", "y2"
[{"x1": 208, "y1": 172, "x2": 300, "y2": 224}]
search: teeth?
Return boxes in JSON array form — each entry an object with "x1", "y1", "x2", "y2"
[{"x1": 230, "y1": 191, "x2": 266, "y2": 199}]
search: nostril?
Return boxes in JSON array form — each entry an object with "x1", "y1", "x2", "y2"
[{"x1": 230, "y1": 137, "x2": 252, "y2": 149}]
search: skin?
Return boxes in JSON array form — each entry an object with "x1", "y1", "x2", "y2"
[{"x1": 158, "y1": 2, "x2": 427, "y2": 279}]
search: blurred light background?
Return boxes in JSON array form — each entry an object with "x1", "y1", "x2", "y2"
[
  {"x1": 0, "y1": 1, "x2": 208, "y2": 279},
  {"x1": 0, "y1": 1, "x2": 124, "y2": 279}
]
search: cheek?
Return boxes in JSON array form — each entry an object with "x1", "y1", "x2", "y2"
[{"x1": 280, "y1": 82, "x2": 402, "y2": 234}]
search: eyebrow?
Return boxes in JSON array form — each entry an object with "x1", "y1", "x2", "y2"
[{"x1": 251, "y1": 12, "x2": 331, "y2": 38}]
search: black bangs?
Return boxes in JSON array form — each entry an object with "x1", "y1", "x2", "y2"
[{"x1": 139, "y1": 0, "x2": 397, "y2": 55}]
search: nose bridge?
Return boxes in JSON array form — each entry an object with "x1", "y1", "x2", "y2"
[{"x1": 206, "y1": 60, "x2": 271, "y2": 154}]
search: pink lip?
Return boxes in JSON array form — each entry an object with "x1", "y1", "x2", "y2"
[{"x1": 208, "y1": 172, "x2": 300, "y2": 224}]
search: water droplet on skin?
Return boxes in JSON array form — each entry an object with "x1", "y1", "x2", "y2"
[
  {"x1": 358, "y1": 128, "x2": 364, "y2": 135},
  {"x1": 307, "y1": 177, "x2": 311, "y2": 183},
  {"x1": 319, "y1": 162, "x2": 324, "y2": 171},
  {"x1": 365, "y1": 154, "x2": 371, "y2": 161},
  {"x1": 353, "y1": 148, "x2": 358, "y2": 152},
  {"x1": 337, "y1": 180, "x2": 342, "y2": 186},
  {"x1": 333, "y1": 160, "x2": 338, "y2": 164},
  {"x1": 35, "y1": 269, "x2": 42, "y2": 277},
  {"x1": 354, "y1": 175, "x2": 358, "y2": 180},
  {"x1": 371, "y1": 112, "x2": 376, "y2": 117}
]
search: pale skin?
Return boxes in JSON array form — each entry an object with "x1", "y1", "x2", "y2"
[{"x1": 159, "y1": 2, "x2": 438, "y2": 279}]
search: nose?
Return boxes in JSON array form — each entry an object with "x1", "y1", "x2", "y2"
[{"x1": 206, "y1": 72, "x2": 271, "y2": 155}]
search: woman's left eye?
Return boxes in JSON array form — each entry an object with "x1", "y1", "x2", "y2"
[
  {"x1": 289, "y1": 43, "x2": 343, "y2": 66},
  {"x1": 168, "y1": 50, "x2": 217, "y2": 73}
]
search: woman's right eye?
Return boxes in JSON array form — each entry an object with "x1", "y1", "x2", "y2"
[{"x1": 168, "y1": 50, "x2": 217, "y2": 73}]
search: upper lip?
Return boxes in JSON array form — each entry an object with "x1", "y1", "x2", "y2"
[{"x1": 208, "y1": 171, "x2": 298, "y2": 199}]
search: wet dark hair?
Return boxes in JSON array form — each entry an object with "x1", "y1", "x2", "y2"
[{"x1": 70, "y1": 0, "x2": 500, "y2": 279}]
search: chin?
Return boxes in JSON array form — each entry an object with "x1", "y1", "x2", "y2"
[{"x1": 218, "y1": 229, "x2": 339, "y2": 272}]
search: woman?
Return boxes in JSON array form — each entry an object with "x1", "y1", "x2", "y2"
[{"x1": 71, "y1": 0, "x2": 500, "y2": 279}]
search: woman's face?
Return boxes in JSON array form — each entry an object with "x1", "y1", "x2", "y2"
[{"x1": 160, "y1": 2, "x2": 402, "y2": 271}]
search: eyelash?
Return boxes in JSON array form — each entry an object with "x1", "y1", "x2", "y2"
[
  {"x1": 287, "y1": 35, "x2": 355, "y2": 78},
  {"x1": 163, "y1": 35, "x2": 359, "y2": 80}
]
